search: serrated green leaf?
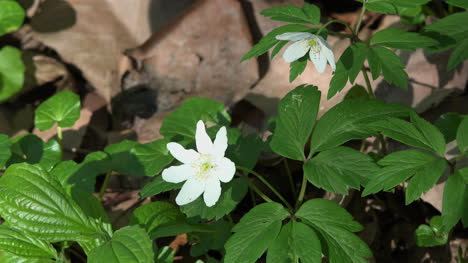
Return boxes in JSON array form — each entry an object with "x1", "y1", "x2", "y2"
[
  {"x1": 368, "y1": 112, "x2": 446, "y2": 156},
  {"x1": 344, "y1": 85, "x2": 369, "y2": 100},
  {"x1": 266, "y1": 221, "x2": 321, "y2": 263},
  {"x1": 0, "y1": 163, "x2": 110, "y2": 243},
  {"x1": 34, "y1": 90, "x2": 81, "y2": 131},
  {"x1": 328, "y1": 60, "x2": 348, "y2": 99},
  {"x1": 0, "y1": 46, "x2": 25, "y2": 102},
  {"x1": 423, "y1": 12, "x2": 468, "y2": 51},
  {"x1": 8, "y1": 134, "x2": 61, "y2": 172},
  {"x1": 367, "y1": 46, "x2": 408, "y2": 89},
  {"x1": 224, "y1": 202, "x2": 290, "y2": 263},
  {"x1": 88, "y1": 226, "x2": 154, "y2": 263},
  {"x1": 304, "y1": 146, "x2": 379, "y2": 194},
  {"x1": 447, "y1": 38, "x2": 468, "y2": 71},
  {"x1": 271, "y1": 85, "x2": 321, "y2": 160},
  {"x1": 0, "y1": 226, "x2": 57, "y2": 260},
  {"x1": 457, "y1": 116, "x2": 468, "y2": 154},
  {"x1": 270, "y1": 40, "x2": 288, "y2": 59},
  {"x1": 0, "y1": 0, "x2": 25, "y2": 36},
  {"x1": 415, "y1": 216, "x2": 448, "y2": 247},
  {"x1": 289, "y1": 57, "x2": 307, "y2": 82},
  {"x1": 260, "y1": 3, "x2": 320, "y2": 25},
  {"x1": 445, "y1": 0, "x2": 468, "y2": 8},
  {"x1": 0, "y1": 134, "x2": 11, "y2": 167},
  {"x1": 71, "y1": 189, "x2": 111, "y2": 225},
  {"x1": 362, "y1": 150, "x2": 447, "y2": 204},
  {"x1": 0, "y1": 252, "x2": 53, "y2": 263},
  {"x1": 442, "y1": 170, "x2": 467, "y2": 230},
  {"x1": 356, "y1": 0, "x2": 430, "y2": 14},
  {"x1": 180, "y1": 178, "x2": 248, "y2": 220},
  {"x1": 435, "y1": 112, "x2": 464, "y2": 142},
  {"x1": 371, "y1": 28, "x2": 437, "y2": 50},
  {"x1": 309, "y1": 98, "x2": 410, "y2": 154},
  {"x1": 140, "y1": 176, "x2": 183, "y2": 199},
  {"x1": 190, "y1": 220, "x2": 231, "y2": 257}
]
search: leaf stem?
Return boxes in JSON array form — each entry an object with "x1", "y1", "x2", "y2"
[
  {"x1": 361, "y1": 67, "x2": 374, "y2": 98},
  {"x1": 247, "y1": 180, "x2": 273, "y2": 203},
  {"x1": 237, "y1": 166, "x2": 293, "y2": 211},
  {"x1": 295, "y1": 174, "x2": 308, "y2": 210},
  {"x1": 283, "y1": 159, "x2": 297, "y2": 197},
  {"x1": 355, "y1": 0, "x2": 367, "y2": 35},
  {"x1": 318, "y1": 19, "x2": 356, "y2": 36},
  {"x1": 99, "y1": 171, "x2": 112, "y2": 200}
]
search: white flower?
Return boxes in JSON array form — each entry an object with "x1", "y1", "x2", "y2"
[
  {"x1": 162, "y1": 120, "x2": 236, "y2": 207},
  {"x1": 276, "y1": 32, "x2": 336, "y2": 73}
]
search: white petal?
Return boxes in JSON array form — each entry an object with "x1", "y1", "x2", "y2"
[
  {"x1": 317, "y1": 36, "x2": 336, "y2": 71},
  {"x1": 309, "y1": 48, "x2": 327, "y2": 73},
  {"x1": 213, "y1": 127, "x2": 228, "y2": 157},
  {"x1": 214, "y1": 157, "x2": 235, "y2": 183},
  {"x1": 162, "y1": 164, "x2": 195, "y2": 183},
  {"x1": 283, "y1": 40, "x2": 310, "y2": 63},
  {"x1": 167, "y1": 142, "x2": 200, "y2": 164},
  {"x1": 203, "y1": 176, "x2": 221, "y2": 207},
  {"x1": 195, "y1": 120, "x2": 214, "y2": 155},
  {"x1": 275, "y1": 32, "x2": 313, "y2": 41},
  {"x1": 175, "y1": 178, "x2": 205, "y2": 206}
]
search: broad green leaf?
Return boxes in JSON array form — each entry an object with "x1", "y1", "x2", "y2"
[
  {"x1": 442, "y1": 170, "x2": 467, "y2": 230},
  {"x1": 0, "y1": 46, "x2": 25, "y2": 102},
  {"x1": 367, "y1": 46, "x2": 408, "y2": 89},
  {"x1": 447, "y1": 38, "x2": 468, "y2": 71},
  {"x1": 0, "y1": 163, "x2": 109, "y2": 243},
  {"x1": 309, "y1": 98, "x2": 410, "y2": 154},
  {"x1": 241, "y1": 24, "x2": 313, "y2": 61},
  {"x1": 328, "y1": 61, "x2": 349, "y2": 99},
  {"x1": 435, "y1": 112, "x2": 464, "y2": 142},
  {"x1": 0, "y1": 134, "x2": 11, "y2": 167},
  {"x1": 415, "y1": 216, "x2": 448, "y2": 247},
  {"x1": 368, "y1": 112, "x2": 446, "y2": 156},
  {"x1": 140, "y1": 176, "x2": 183, "y2": 199},
  {"x1": 226, "y1": 133, "x2": 263, "y2": 170},
  {"x1": 271, "y1": 40, "x2": 288, "y2": 59},
  {"x1": 457, "y1": 116, "x2": 468, "y2": 154},
  {"x1": 304, "y1": 147, "x2": 379, "y2": 194},
  {"x1": 445, "y1": 0, "x2": 468, "y2": 8},
  {"x1": 190, "y1": 220, "x2": 231, "y2": 257},
  {"x1": 356, "y1": 0, "x2": 430, "y2": 14},
  {"x1": 344, "y1": 85, "x2": 369, "y2": 100},
  {"x1": 156, "y1": 246, "x2": 174, "y2": 263},
  {"x1": 260, "y1": 3, "x2": 320, "y2": 25},
  {"x1": 88, "y1": 226, "x2": 154, "y2": 263},
  {"x1": 289, "y1": 57, "x2": 307, "y2": 82},
  {"x1": 224, "y1": 202, "x2": 290, "y2": 263},
  {"x1": 270, "y1": 85, "x2": 321, "y2": 160},
  {"x1": 71, "y1": 189, "x2": 111, "y2": 225},
  {"x1": 160, "y1": 98, "x2": 230, "y2": 139},
  {"x1": 266, "y1": 221, "x2": 321, "y2": 263},
  {"x1": 0, "y1": 252, "x2": 53, "y2": 263},
  {"x1": 0, "y1": 226, "x2": 57, "y2": 260},
  {"x1": 180, "y1": 178, "x2": 248, "y2": 220},
  {"x1": 371, "y1": 28, "x2": 437, "y2": 50},
  {"x1": 34, "y1": 90, "x2": 81, "y2": 131},
  {"x1": 362, "y1": 150, "x2": 447, "y2": 205},
  {"x1": 296, "y1": 199, "x2": 372, "y2": 263},
  {"x1": 8, "y1": 134, "x2": 61, "y2": 171},
  {"x1": 423, "y1": 12, "x2": 468, "y2": 51},
  {"x1": 0, "y1": 0, "x2": 25, "y2": 36}
]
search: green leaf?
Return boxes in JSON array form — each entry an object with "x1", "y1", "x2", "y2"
[
  {"x1": 71, "y1": 189, "x2": 111, "y2": 225},
  {"x1": 0, "y1": 46, "x2": 25, "y2": 102},
  {"x1": 289, "y1": 57, "x2": 307, "y2": 82},
  {"x1": 160, "y1": 98, "x2": 230, "y2": 139},
  {"x1": 367, "y1": 46, "x2": 408, "y2": 89},
  {"x1": 266, "y1": 221, "x2": 321, "y2": 263},
  {"x1": 270, "y1": 85, "x2": 321, "y2": 160},
  {"x1": 0, "y1": 226, "x2": 57, "y2": 260},
  {"x1": 415, "y1": 216, "x2": 448, "y2": 247},
  {"x1": 180, "y1": 178, "x2": 248, "y2": 220},
  {"x1": 140, "y1": 176, "x2": 183, "y2": 199},
  {"x1": 189, "y1": 220, "x2": 231, "y2": 257},
  {"x1": 34, "y1": 90, "x2": 81, "y2": 131},
  {"x1": 260, "y1": 3, "x2": 320, "y2": 25},
  {"x1": 88, "y1": 226, "x2": 154, "y2": 263},
  {"x1": 0, "y1": 163, "x2": 110, "y2": 243},
  {"x1": 445, "y1": 0, "x2": 468, "y2": 9},
  {"x1": 156, "y1": 246, "x2": 174, "y2": 263},
  {"x1": 368, "y1": 112, "x2": 446, "y2": 156},
  {"x1": 8, "y1": 134, "x2": 61, "y2": 172},
  {"x1": 241, "y1": 24, "x2": 313, "y2": 61},
  {"x1": 447, "y1": 38, "x2": 468, "y2": 71},
  {"x1": 304, "y1": 146, "x2": 379, "y2": 194},
  {"x1": 224, "y1": 202, "x2": 290, "y2": 263},
  {"x1": 422, "y1": 12, "x2": 468, "y2": 51},
  {"x1": 344, "y1": 85, "x2": 369, "y2": 100},
  {"x1": 371, "y1": 28, "x2": 437, "y2": 50},
  {"x1": 0, "y1": 252, "x2": 53, "y2": 263},
  {"x1": 296, "y1": 199, "x2": 372, "y2": 263},
  {"x1": 226, "y1": 133, "x2": 263, "y2": 170},
  {"x1": 270, "y1": 40, "x2": 288, "y2": 59},
  {"x1": 457, "y1": 116, "x2": 468, "y2": 154},
  {"x1": 309, "y1": 98, "x2": 410, "y2": 154},
  {"x1": 442, "y1": 170, "x2": 467, "y2": 230},
  {"x1": 435, "y1": 112, "x2": 464, "y2": 142},
  {"x1": 362, "y1": 150, "x2": 447, "y2": 205},
  {"x1": 0, "y1": 0, "x2": 25, "y2": 36},
  {"x1": 0, "y1": 134, "x2": 11, "y2": 167}
]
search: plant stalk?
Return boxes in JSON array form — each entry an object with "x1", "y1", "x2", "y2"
[
  {"x1": 283, "y1": 159, "x2": 297, "y2": 197},
  {"x1": 99, "y1": 171, "x2": 112, "y2": 200},
  {"x1": 295, "y1": 174, "x2": 308, "y2": 210}
]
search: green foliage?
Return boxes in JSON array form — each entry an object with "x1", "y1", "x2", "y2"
[
  {"x1": 224, "y1": 202, "x2": 290, "y2": 263},
  {"x1": 189, "y1": 220, "x2": 231, "y2": 257},
  {"x1": 367, "y1": 46, "x2": 408, "y2": 89},
  {"x1": 0, "y1": 46, "x2": 25, "y2": 102},
  {"x1": 442, "y1": 169, "x2": 468, "y2": 230},
  {"x1": 356, "y1": 0, "x2": 430, "y2": 14},
  {"x1": 415, "y1": 216, "x2": 449, "y2": 247},
  {"x1": 140, "y1": 176, "x2": 183, "y2": 199},
  {"x1": 0, "y1": 226, "x2": 57, "y2": 260},
  {"x1": 304, "y1": 146, "x2": 379, "y2": 194},
  {"x1": 445, "y1": 0, "x2": 468, "y2": 9},
  {"x1": 8, "y1": 134, "x2": 61, "y2": 172},
  {"x1": 289, "y1": 57, "x2": 308, "y2": 82},
  {"x1": 0, "y1": 134, "x2": 11, "y2": 167},
  {"x1": 270, "y1": 85, "x2": 321, "y2": 160},
  {"x1": 88, "y1": 226, "x2": 154, "y2": 263},
  {"x1": 457, "y1": 116, "x2": 468, "y2": 155},
  {"x1": 226, "y1": 133, "x2": 263, "y2": 170},
  {"x1": 447, "y1": 38, "x2": 468, "y2": 70},
  {"x1": 423, "y1": 12, "x2": 468, "y2": 51},
  {"x1": 296, "y1": 199, "x2": 372, "y2": 263},
  {"x1": 260, "y1": 3, "x2": 321, "y2": 25},
  {"x1": 435, "y1": 112, "x2": 464, "y2": 142},
  {"x1": 371, "y1": 28, "x2": 437, "y2": 50},
  {"x1": 0, "y1": 0, "x2": 25, "y2": 36},
  {"x1": 34, "y1": 90, "x2": 81, "y2": 131}
]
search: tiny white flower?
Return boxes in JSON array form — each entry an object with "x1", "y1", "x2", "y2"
[
  {"x1": 162, "y1": 120, "x2": 235, "y2": 207},
  {"x1": 276, "y1": 32, "x2": 336, "y2": 73}
]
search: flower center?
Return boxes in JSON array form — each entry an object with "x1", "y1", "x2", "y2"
[
  {"x1": 308, "y1": 37, "x2": 321, "y2": 55},
  {"x1": 308, "y1": 39, "x2": 318, "y2": 47},
  {"x1": 193, "y1": 154, "x2": 215, "y2": 181}
]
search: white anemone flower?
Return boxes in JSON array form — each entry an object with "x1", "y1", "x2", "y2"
[
  {"x1": 276, "y1": 32, "x2": 336, "y2": 73},
  {"x1": 162, "y1": 120, "x2": 236, "y2": 207}
]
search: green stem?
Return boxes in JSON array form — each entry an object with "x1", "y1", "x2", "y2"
[
  {"x1": 295, "y1": 174, "x2": 308, "y2": 210},
  {"x1": 318, "y1": 19, "x2": 356, "y2": 36},
  {"x1": 247, "y1": 180, "x2": 273, "y2": 203},
  {"x1": 99, "y1": 171, "x2": 112, "y2": 200},
  {"x1": 283, "y1": 159, "x2": 297, "y2": 197},
  {"x1": 56, "y1": 126, "x2": 64, "y2": 160},
  {"x1": 355, "y1": 0, "x2": 367, "y2": 34},
  {"x1": 237, "y1": 166, "x2": 293, "y2": 211},
  {"x1": 361, "y1": 67, "x2": 374, "y2": 98}
]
